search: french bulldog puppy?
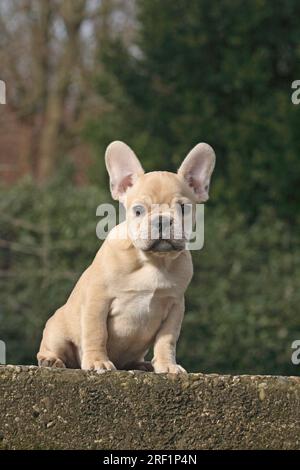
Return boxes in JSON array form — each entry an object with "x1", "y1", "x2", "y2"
[{"x1": 37, "y1": 141, "x2": 215, "y2": 373}]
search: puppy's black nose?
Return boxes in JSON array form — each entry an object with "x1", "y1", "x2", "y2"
[{"x1": 155, "y1": 215, "x2": 173, "y2": 237}]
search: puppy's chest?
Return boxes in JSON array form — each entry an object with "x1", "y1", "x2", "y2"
[{"x1": 109, "y1": 265, "x2": 176, "y2": 329}]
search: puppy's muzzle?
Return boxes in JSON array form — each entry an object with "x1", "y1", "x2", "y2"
[
  {"x1": 147, "y1": 214, "x2": 184, "y2": 252},
  {"x1": 155, "y1": 214, "x2": 173, "y2": 238}
]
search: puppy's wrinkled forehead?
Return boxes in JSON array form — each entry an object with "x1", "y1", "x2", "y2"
[{"x1": 126, "y1": 171, "x2": 193, "y2": 206}]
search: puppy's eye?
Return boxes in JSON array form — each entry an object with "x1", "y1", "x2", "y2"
[{"x1": 133, "y1": 205, "x2": 145, "y2": 217}]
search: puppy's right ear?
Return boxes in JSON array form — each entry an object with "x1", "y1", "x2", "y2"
[
  {"x1": 105, "y1": 141, "x2": 144, "y2": 202},
  {"x1": 178, "y1": 143, "x2": 216, "y2": 202}
]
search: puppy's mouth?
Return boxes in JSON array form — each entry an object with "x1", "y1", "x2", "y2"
[{"x1": 146, "y1": 239, "x2": 184, "y2": 253}]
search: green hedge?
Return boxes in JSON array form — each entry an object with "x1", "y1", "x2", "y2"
[{"x1": 0, "y1": 180, "x2": 299, "y2": 375}]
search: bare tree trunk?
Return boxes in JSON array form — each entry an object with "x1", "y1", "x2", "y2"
[
  {"x1": 0, "y1": 0, "x2": 134, "y2": 184},
  {"x1": 37, "y1": 0, "x2": 87, "y2": 183}
]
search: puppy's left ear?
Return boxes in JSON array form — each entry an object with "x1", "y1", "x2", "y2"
[
  {"x1": 105, "y1": 141, "x2": 144, "y2": 202},
  {"x1": 178, "y1": 143, "x2": 216, "y2": 202}
]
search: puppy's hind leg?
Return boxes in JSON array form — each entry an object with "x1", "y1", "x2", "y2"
[
  {"x1": 37, "y1": 311, "x2": 69, "y2": 368},
  {"x1": 37, "y1": 347, "x2": 66, "y2": 368}
]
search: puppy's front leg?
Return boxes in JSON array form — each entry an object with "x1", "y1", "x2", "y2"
[
  {"x1": 81, "y1": 295, "x2": 116, "y2": 372},
  {"x1": 152, "y1": 298, "x2": 187, "y2": 374}
]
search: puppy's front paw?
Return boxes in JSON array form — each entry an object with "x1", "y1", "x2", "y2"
[
  {"x1": 153, "y1": 362, "x2": 187, "y2": 374},
  {"x1": 81, "y1": 355, "x2": 116, "y2": 372}
]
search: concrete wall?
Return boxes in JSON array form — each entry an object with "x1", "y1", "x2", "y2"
[{"x1": 0, "y1": 366, "x2": 299, "y2": 450}]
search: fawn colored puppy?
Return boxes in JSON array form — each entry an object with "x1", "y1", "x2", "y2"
[{"x1": 37, "y1": 141, "x2": 215, "y2": 373}]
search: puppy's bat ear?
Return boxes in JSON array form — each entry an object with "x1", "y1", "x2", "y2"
[
  {"x1": 178, "y1": 143, "x2": 216, "y2": 202},
  {"x1": 105, "y1": 141, "x2": 144, "y2": 202}
]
